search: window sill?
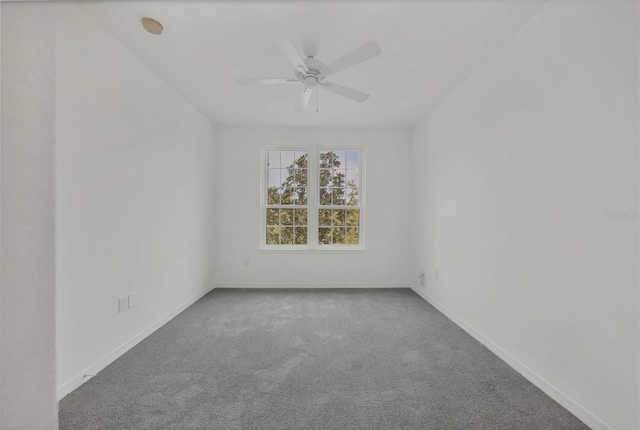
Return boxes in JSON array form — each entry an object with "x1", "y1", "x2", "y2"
[{"x1": 259, "y1": 245, "x2": 366, "y2": 253}]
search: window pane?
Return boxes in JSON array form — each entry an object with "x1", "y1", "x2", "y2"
[
  {"x1": 268, "y1": 169, "x2": 282, "y2": 188},
  {"x1": 280, "y1": 168, "x2": 294, "y2": 188},
  {"x1": 332, "y1": 209, "x2": 346, "y2": 226},
  {"x1": 295, "y1": 228, "x2": 307, "y2": 245},
  {"x1": 319, "y1": 209, "x2": 331, "y2": 226},
  {"x1": 281, "y1": 227, "x2": 294, "y2": 245},
  {"x1": 319, "y1": 169, "x2": 332, "y2": 187},
  {"x1": 267, "y1": 187, "x2": 280, "y2": 205},
  {"x1": 296, "y1": 188, "x2": 307, "y2": 205},
  {"x1": 268, "y1": 151, "x2": 281, "y2": 168},
  {"x1": 295, "y1": 209, "x2": 307, "y2": 226},
  {"x1": 346, "y1": 227, "x2": 359, "y2": 244},
  {"x1": 346, "y1": 169, "x2": 359, "y2": 187},
  {"x1": 332, "y1": 228, "x2": 345, "y2": 244},
  {"x1": 318, "y1": 227, "x2": 332, "y2": 245},
  {"x1": 346, "y1": 187, "x2": 359, "y2": 206},
  {"x1": 294, "y1": 169, "x2": 307, "y2": 186},
  {"x1": 346, "y1": 209, "x2": 360, "y2": 226},
  {"x1": 291, "y1": 188, "x2": 300, "y2": 205},
  {"x1": 281, "y1": 151, "x2": 295, "y2": 168},
  {"x1": 346, "y1": 151, "x2": 359, "y2": 169},
  {"x1": 319, "y1": 151, "x2": 333, "y2": 168},
  {"x1": 333, "y1": 188, "x2": 345, "y2": 206},
  {"x1": 266, "y1": 227, "x2": 280, "y2": 244},
  {"x1": 319, "y1": 188, "x2": 332, "y2": 205},
  {"x1": 285, "y1": 187, "x2": 302, "y2": 205},
  {"x1": 281, "y1": 188, "x2": 293, "y2": 205},
  {"x1": 281, "y1": 209, "x2": 293, "y2": 226},
  {"x1": 333, "y1": 150, "x2": 346, "y2": 168},
  {"x1": 333, "y1": 169, "x2": 346, "y2": 187},
  {"x1": 266, "y1": 208, "x2": 279, "y2": 226},
  {"x1": 294, "y1": 151, "x2": 308, "y2": 168}
]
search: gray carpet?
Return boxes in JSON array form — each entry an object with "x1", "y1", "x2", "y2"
[{"x1": 59, "y1": 288, "x2": 588, "y2": 429}]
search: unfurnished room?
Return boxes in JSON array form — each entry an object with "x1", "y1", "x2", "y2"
[{"x1": 1, "y1": 1, "x2": 639, "y2": 429}]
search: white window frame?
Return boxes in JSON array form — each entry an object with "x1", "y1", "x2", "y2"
[{"x1": 260, "y1": 144, "x2": 365, "y2": 251}]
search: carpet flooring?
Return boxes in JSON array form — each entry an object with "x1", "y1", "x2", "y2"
[{"x1": 59, "y1": 288, "x2": 588, "y2": 429}]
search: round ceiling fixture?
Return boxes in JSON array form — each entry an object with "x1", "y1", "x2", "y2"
[{"x1": 141, "y1": 17, "x2": 163, "y2": 35}]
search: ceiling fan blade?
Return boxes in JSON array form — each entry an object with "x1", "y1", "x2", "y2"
[
  {"x1": 320, "y1": 81, "x2": 370, "y2": 103},
  {"x1": 236, "y1": 78, "x2": 299, "y2": 85},
  {"x1": 279, "y1": 38, "x2": 308, "y2": 73},
  {"x1": 295, "y1": 87, "x2": 313, "y2": 112},
  {"x1": 320, "y1": 40, "x2": 382, "y2": 78}
]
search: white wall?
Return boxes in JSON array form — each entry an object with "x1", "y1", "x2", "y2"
[
  {"x1": 214, "y1": 126, "x2": 411, "y2": 287},
  {"x1": 410, "y1": 2, "x2": 639, "y2": 429},
  {"x1": 56, "y1": 4, "x2": 216, "y2": 398},
  {"x1": 1, "y1": 3, "x2": 58, "y2": 429}
]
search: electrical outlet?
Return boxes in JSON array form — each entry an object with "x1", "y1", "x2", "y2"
[
  {"x1": 419, "y1": 269, "x2": 426, "y2": 286},
  {"x1": 118, "y1": 296, "x2": 128, "y2": 313},
  {"x1": 435, "y1": 269, "x2": 440, "y2": 280},
  {"x1": 127, "y1": 293, "x2": 136, "y2": 309},
  {"x1": 244, "y1": 258, "x2": 250, "y2": 266}
]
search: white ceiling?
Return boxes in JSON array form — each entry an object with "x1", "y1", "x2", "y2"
[{"x1": 82, "y1": 1, "x2": 546, "y2": 128}]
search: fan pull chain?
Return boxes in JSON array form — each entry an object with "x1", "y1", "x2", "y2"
[{"x1": 316, "y1": 86, "x2": 319, "y2": 113}]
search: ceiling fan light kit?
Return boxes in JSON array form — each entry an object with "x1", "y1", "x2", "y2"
[{"x1": 237, "y1": 39, "x2": 381, "y2": 112}]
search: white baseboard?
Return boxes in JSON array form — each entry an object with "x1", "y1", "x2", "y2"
[
  {"x1": 57, "y1": 285, "x2": 216, "y2": 400},
  {"x1": 410, "y1": 285, "x2": 611, "y2": 430},
  {"x1": 214, "y1": 282, "x2": 411, "y2": 289}
]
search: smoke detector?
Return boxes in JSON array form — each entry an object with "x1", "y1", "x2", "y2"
[{"x1": 141, "y1": 17, "x2": 163, "y2": 35}]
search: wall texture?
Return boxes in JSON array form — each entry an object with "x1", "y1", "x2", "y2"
[
  {"x1": 55, "y1": 4, "x2": 216, "y2": 398},
  {"x1": 410, "y1": 2, "x2": 639, "y2": 429},
  {"x1": 214, "y1": 126, "x2": 412, "y2": 287},
  {"x1": 1, "y1": 3, "x2": 58, "y2": 429}
]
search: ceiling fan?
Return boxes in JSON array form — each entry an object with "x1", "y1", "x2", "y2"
[{"x1": 236, "y1": 39, "x2": 382, "y2": 112}]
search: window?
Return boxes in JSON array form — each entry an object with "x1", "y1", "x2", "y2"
[
  {"x1": 262, "y1": 147, "x2": 364, "y2": 250},
  {"x1": 265, "y1": 149, "x2": 309, "y2": 245},
  {"x1": 318, "y1": 150, "x2": 361, "y2": 246}
]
